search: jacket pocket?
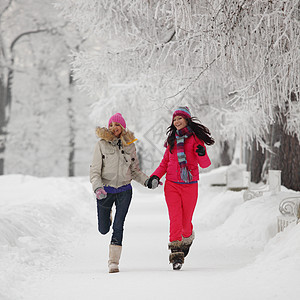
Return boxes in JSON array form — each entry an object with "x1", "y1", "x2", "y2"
[
  {"x1": 121, "y1": 150, "x2": 132, "y2": 179},
  {"x1": 189, "y1": 166, "x2": 199, "y2": 180},
  {"x1": 122, "y1": 150, "x2": 131, "y2": 164},
  {"x1": 102, "y1": 148, "x2": 115, "y2": 166},
  {"x1": 101, "y1": 147, "x2": 116, "y2": 180}
]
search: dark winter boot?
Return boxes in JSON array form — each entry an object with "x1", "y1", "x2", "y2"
[
  {"x1": 181, "y1": 231, "x2": 195, "y2": 257},
  {"x1": 168, "y1": 240, "x2": 184, "y2": 270}
]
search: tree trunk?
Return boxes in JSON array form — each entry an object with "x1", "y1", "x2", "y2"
[
  {"x1": 67, "y1": 96, "x2": 75, "y2": 177},
  {"x1": 247, "y1": 98, "x2": 300, "y2": 191},
  {"x1": 67, "y1": 70, "x2": 75, "y2": 177},
  {"x1": 0, "y1": 67, "x2": 12, "y2": 175},
  {"x1": 220, "y1": 140, "x2": 231, "y2": 166},
  {"x1": 248, "y1": 139, "x2": 266, "y2": 183},
  {"x1": 0, "y1": 75, "x2": 6, "y2": 174},
  {"x1": 269, "y1": 111, "x2": 300, "y2": 191},
  {"x1": 279, "y1": 133, "x2": 300, "y2": 191}
]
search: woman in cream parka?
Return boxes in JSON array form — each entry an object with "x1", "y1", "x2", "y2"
[{"x1": 90, "y1": 113, "x2": 156, "y2": 273}]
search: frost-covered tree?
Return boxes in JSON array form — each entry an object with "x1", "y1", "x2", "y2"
[
  {"x1": 0, "y1": 0, "x2": 57, "y2": 175},
  {"x1": 56, "y1": 0, "x2": 299, "y2": 137},
  {"x1": 56, "y1": 0, "x2": 300, "y2": 188},
  {"x1": 1, "y1": 0, "x2": 94, "y2": 176}
]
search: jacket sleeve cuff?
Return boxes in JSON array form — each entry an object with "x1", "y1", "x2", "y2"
[{"x1": 198, "y1": 155, "x2": 211, "y2": 168}]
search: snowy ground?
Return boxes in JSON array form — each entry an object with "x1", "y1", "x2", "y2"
[{"x1": 1, "y1": 169, "x2": 300, "y2": 300}]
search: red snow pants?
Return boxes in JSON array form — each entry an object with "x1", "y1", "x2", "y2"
[{"x1": 164, "y1": 180, "x2": 198, "y2": 242}]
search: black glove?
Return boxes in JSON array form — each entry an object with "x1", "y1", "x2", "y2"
[
  {"x1": 196, "y1": 145, "x2": 206, "y2": 156},
  {"x1": 146, "y1": 175, "x2": 160, "y2": 189}
]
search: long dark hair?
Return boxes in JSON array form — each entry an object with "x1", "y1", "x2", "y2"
[{"x1": 165, "y1": 117, "x2": 215, "y2": 153}]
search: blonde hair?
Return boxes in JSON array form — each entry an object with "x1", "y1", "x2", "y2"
[{"x1": 95, "y1": 126, "x2": 137, "y2": 146}]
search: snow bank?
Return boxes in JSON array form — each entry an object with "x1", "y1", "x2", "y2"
[
  {"x1": 195, "y1": 169, "x2": 300, "y2": 300},
  {"x1": 199, "y1": 165, "x2": 228, "y2": 186},
  {"x1": 233, "y1": 222, "x2": 300, "y2": 300},
  {"x1": 212, "y1": 192, "x2": 282, "y2": 248},
  {"x1": 0, "y1": 175, "x2": 94, "y2": 300},
  {"x1": 196, "y1": 187, "x2": 245, "y2": 229},
  {"x1": 197, "y1": 170, "x2": 299, "y2": 249},
  {"x1": 1, "y1": 169, "x2": 300, "y2": 300},
  {"x1": 254, "y1": 222, "x2": 300, "y2": 268}
]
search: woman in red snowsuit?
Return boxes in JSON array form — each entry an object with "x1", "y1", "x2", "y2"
[{"x1": 146, "y1": 106, "x2": 214, "y2": 270}]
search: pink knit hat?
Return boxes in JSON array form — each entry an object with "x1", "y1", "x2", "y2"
[
  {"x1": 173, "y1": 106, "x2": 192, "y2": 119},
  {"x1": 108, "y1": 113, "x2": 126, "y2": 129}
]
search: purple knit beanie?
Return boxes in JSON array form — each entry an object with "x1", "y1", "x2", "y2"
[
  {"x1": 173, "y1": 106, "x2": 192, "y2": 119},
  {"x1": 108, "y1": 113, "x2": 126, "y2": 129}
]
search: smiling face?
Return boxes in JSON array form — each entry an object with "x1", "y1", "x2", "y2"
[
  {"x1": 109, "y1": 122, "x2": 123, "y2": 138},
  {"x1": 173, "y1": 116, "x2": 188, "y2": 130}
]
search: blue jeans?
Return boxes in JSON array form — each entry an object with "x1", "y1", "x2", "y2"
[{"x1": 96, "y1": 189, "x2": 132, "y2": 246}]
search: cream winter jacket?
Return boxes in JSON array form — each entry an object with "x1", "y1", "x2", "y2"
[{"x1": 90, "y1": 127, "x2": 148, "y2": 192}]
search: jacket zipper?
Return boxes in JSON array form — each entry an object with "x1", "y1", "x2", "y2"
[{"x1": 116, "y1": 139, "x2": 121, "y2": 187}]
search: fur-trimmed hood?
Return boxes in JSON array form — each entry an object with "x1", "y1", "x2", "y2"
[
  {"x1": 95, "y1": 127, "x2": 137, "y2": 147},
  {"x1": 90, "y1": 127, "x2": 148, "y2": 191}
]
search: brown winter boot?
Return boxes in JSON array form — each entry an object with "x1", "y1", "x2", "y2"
[
  {"x1": 108, "y1": 244, "x2": 122, "y2": 273},
  {"x1": 168, "y1": 240, "x2": 184, "y2": 270},
  {"x1": 181, "y1": 231, "x2": 195, "y2": 257}
]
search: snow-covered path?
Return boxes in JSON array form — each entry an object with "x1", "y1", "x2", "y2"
[
  {"x1": 1, "y1": 174, "x2": 300, "y2": 300},
  {"x1": 27, "y1": 230, "x2": 257, "y2": 300},
  {"x1": 23, "y1": 183, "x2": 292, "y2": 300}
]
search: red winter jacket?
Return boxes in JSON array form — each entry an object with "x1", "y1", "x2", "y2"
[{"x1": 151, "y1": 134, "x2": 211, "y2": 183}]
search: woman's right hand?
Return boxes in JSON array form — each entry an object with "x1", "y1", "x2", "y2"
[
  {"x1": 95, "y1": 188, "x2": 107, "y2": 199},
  {"x1": 145, "y1": 175, "x2": 161, "y2": 189}
]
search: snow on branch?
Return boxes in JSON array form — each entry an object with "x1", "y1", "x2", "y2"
[{"x1": 55, "y1": 0, "x2": 300, "y2": 141}]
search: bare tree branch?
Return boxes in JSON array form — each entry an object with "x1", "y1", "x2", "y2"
[
  {"x1": 0, "y1": 0, "x2": 13, "y2": 20},
  {"x1": 10, "y1": 29, "x2": 49, "y2": 52}
]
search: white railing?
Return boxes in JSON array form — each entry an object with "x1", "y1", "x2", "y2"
[
  {"x1": 225, "y1": 168, "x2": 299, "y2": 233},
  {"x1": 243, "y1": 170, "x2": 281, "y2": 201},
  {"x1": 277, "y1": 196, "x2": 300, "y2": 232},
  {"x1": 268, "y1": 170, "x2": 282, "y2": 195},
  {"x1": 226, "y1": 164, "x2": 250, "y2": 191}
]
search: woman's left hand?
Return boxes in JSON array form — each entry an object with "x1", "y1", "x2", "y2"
[{"x1": 196, "y1": 145, "x2": 206, "y2": 156}]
